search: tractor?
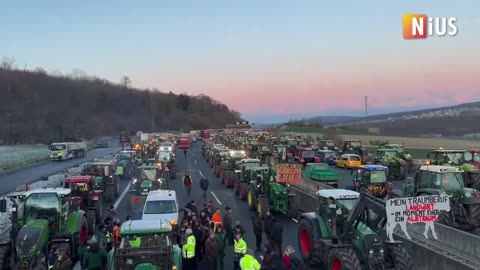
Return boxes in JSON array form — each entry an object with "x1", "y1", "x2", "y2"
[
  {"x1": 297, "y1": 190, "x2": 413, "y2": 270},
  {"x1": 246, "y1": 161, "x2": 300, "y2": 219},
  {"x1": 131, "y1": 164, "x2": 167, "y2": 196},
  {"x1": 0, "y1": 189, "x2": 89, "y2": 270},
  {"x1": 64, "y1": 175, "x2": 102, "y2": 234},
  {"x1": 349, "y1": 165, "x2": 393, "y2": 199},
  {"x1": 403, "y1": 165, "x2": 480, "y2": 230},
  {"x1": 271, "y1": 144, "x2": 288, "y2": 163},
  {"x1": 82, "y1": 162, "x2": 120, "y2": 202},
  {"x1": 115, "y1": 150, "x2": 137, "y2": 180},
  {"x1": 233, "y1": 159, "x2": 262, "y2": 198},
  {"x1": 220, "y1": 150, "x2": 247, "y2": 188},
  {"x1": 106, "y1": 219, "x2": 181, "y2": 270},
  {"x1": 255, "y1": 143, "x2": 273, "y2": 164},
  {"x1": 319, "y1": 138, "x2": 338, "y2": 151},
  {"x1": 383, "y1": 144, "x2": 414, "y2": 173},
  {"x1": 157, "y1": 145, "x2": 176, "y2": 180},
  {"x1": 207, "y1": 144, "x2": 225, "y2": 167},
  {"x1": 342, "y1": 140, "x2": 370, "y2": 163},
  {"x1": 288, "y1": 147, "x2": 320, "y2": 167},
  {"x1": 427, "y1": 149, "x2": 480, "y2": 191},
  {"x1": 373, "y1": 149, "x2": 407, "y2": 180},
  {"x1": 212, "y1": 149, "x2": 229, "y2": 177}
]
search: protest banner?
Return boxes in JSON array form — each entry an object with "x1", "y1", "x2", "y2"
[{"x1": 276, "y1": 164, "x2": 302, "y2": 183}]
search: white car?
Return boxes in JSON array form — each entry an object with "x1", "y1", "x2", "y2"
[{"x1": 142, "y1": 190, "x2": 180, "y2": 224}]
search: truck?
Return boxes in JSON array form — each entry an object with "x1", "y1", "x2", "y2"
[
  {"x1": 178, "y1": 133, "x2": 192, "y2": 149},
  {"x1": 302, "y1": 163, "x2": 342, "y2": 187},
  {"x1": 49, "y1": 142, "x2": 87, "y2": 161}
]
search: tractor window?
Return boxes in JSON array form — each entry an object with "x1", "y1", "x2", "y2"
[
  {"x1": 336, "y1": 199, "x2": 357, "y2": 211},
  {"x1": 49, "y1": 144, "x2": 66, "y2": 151},
  {"x1": 158, "y1": 151, "x2": 170, "y2": 161},
  {"x1": 381, "y1": 151, "x2": 397, "y2": 158},
  {"x1": 24, "y1": 193, "x2": 60, "y2": 222},
  {"x1": 349, "y1": 156, "x2": 360, "y2": 161},
  {"x1": 436, "y1": 173, "x2": 463, "y2": 191},
  {"x1": 370, "y1": 171, "x2": 387, "y2": 183},
  {"x1": 419, "y1": 172, "x2": 435, "y2": 189},
  {"x1": 301, "y1": 151, "x2": 315, "y2": 158},
  {"x1": 349, "y1": 142, "x2": 361, "y2": 148}
]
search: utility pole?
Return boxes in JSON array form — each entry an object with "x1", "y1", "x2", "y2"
[{"x1": 364, "y1": 96, "x2": 368, "y2": 123}]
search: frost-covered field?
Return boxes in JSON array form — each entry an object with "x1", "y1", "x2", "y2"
[{"x1": 0, "y1": 144, "x2": 50, "y2": 172}]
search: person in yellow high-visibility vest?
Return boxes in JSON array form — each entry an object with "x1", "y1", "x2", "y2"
[
  {"x1": 233, "y1": 233, "x2": 247, "y2": 270},
  {"x1": 239, "y1": 249, "x2": 260, "y2": 270},
  {"x1": 182, "y1": 228, "x2": 197, "y2": 270}
]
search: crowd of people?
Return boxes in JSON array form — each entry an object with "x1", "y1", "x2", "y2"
[{"x1": 176, "y1": 198, "x2": 303, "y2": 270}]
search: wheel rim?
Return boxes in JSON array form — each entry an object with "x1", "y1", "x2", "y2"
[
  {"x1": 80, "y1": 224, "x2": 88, "y2": 245},
  {"x1": 248, "y1": 191, "x2": 252, "y2": 206},
  {"x1": 300, "y1": 228, "x2": 311, "y2": 256},
  {"x1": 332, "y1": 257, "x2": 342, "y2": 270}
]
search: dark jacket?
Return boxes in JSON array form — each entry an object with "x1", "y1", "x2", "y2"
[
  {"x1": 261, "y1": 252, "x2": 273, "y2": 270},
  {"x1": 215, "y1": 231, "x2": 226, "y2": 253},
  {"x1": 234, "y1": 224, "x2": 246, "y2": 237},
  {"x1": 33, "y1": 262, "x2": 47, "y2": 270},
  {"x1": 82, "y1": 246, "x2": 107, "y2": 270},
  {"x1": 270, "y1": 222, "x2": 283, "y2": 243},
  {"x1": 51, "y1": 256, "x2": 72, "y2": 270},
  {"x1": 200, "y1": 178, "x2": 209, "y2": 190},
  {"x1": 271, "y1": 252, "x2": 286, "y2": 270},
  {"x1": 205, "y1": 237, "x2": 218, "y2": 260},
  {"x1": 223, "y1": 213, "x2": 232, "y2": 231},
  {"x1": 264, "y1": 215, "x2": 275, "y2": 235},
  {"x1": 251, "y1": 214, "x2": 263, "y2": 236}
]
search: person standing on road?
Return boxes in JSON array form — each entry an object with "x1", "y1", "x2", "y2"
[
  {"x1": 260, "y1": 244, "x2": 273, "y2": 270},
  {"x1": 263, "y1": 211, "x2": 275, "y2": 244},
  {"x1": 282, "y1": 246, "x2": 294, "y2": 270},
  {"x1": 182, "y1": 228, "x2": 197, "y2": 270},
  {"x1": 214, "y1": 225, "x2": 226, "y2": 270},
  {"x1": 82, "y1": 240, "x2": 107, "y2": 270},
  {"x1": 239, "y1": 249, "x2": 261, "y2": 270},
  {"x1": 270, "y1": 221, "x2": 283, "y2": 254},
  {"x1": 222, "y1": 207, "x2": 233, "y2": 246},
  {"x1": 184, "y1": 149, "x2": 188, "y2": 159},
  {"x1": 188, "y1": 200, "x2": 199, "y2": 216},
  {"x1": 200, "y1": 176, "x2": 209, "y2": 201},
  {"x1": 251, "y1": 213, "x2": 263, "y2": 252},
  {"x1": 233, "y1": 233, "x2": 247, "y2": 270},
  {"x1": 205, "y1": 230, "x2": 218, "y2": 270},
  {"x1": 234, "y1": 221, "x2": 246, "y2": 237},
  {"x1": 184, "y1": 173, "x2": 193, "y2": 198},
  {"x1": 212, "y1": 208, "x2": 222, "y2": 229}
]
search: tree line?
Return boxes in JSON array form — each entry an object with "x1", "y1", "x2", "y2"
[{"x1": 0, "y1": 58, "x2": 242, "y2": 144}]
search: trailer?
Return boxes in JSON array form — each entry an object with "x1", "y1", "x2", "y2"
[{"x1": 49, "y1": 141, "x2": 87, "y2": 161}]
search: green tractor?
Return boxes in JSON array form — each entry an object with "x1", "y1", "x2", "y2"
[
  {"x1": 403, "y1": 165, "x2": 480, "y2": 230},
  {"x1": 115, "y1": 150, "x2": 137, "y2": 180},
  {"x1": 319, "y1": 138, "x2": 338, "y2": 151},
  {"x1": 130, "y1": 165, "x2": 167, "y2": 196},
  {"x1": 220, "y1": 150, "x2": 247, "y2": 188},
  {"x1": 0, "y1": 188, "x2": 89, "y2": 269},
  {"x1": 382, "y1": 144, "x2": 413, "y2": 172},
  {"x1": 373, "y1": 149, "x2": 407, "y2": 180},
  {"x1": 157, "y1": 146, "x2": 176, "y2": 180},
  {"x1": 297, "y1": 190, "x2": 413, "y2": 270},
  {"x1": 247, "y1": 163, "x2": 299, "y2": 219},
  {"x1": 64, "y1": 175, "x2": 102, "y2": 234},
  {"x1": 349, "y1": 165, "x2": 393, "y2": 199},
  {"x1": 207, "y1": 144, "x2": 225, "y2": 167},
  {"x1": 427, "y1": 149, "x2": 480, "y2": 191},
  {"x1": 212, "y1": 149, "x2": 229, "y2": 177},
  {"x1": 107, "y1": 219, "x2": 181, "y2": 270},
  {"x1": 82, "y1": 162, "x2": 120, "y2": 202},
  {"x1": 233, "y1": 159, "x2": 262, "y2": 198}
]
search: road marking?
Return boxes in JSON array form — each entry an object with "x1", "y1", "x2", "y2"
[
  {"x1": 407, "y1": 177, "x2": 413, "y2": 180},
  {"x1": 113, "y1": 182, "x2": 130, "y2": 210},
  {"x1": 211, "y1": 192, "x2": 222, "y2": 205},
  {"x1": 193, "y1": 153, "x2": 196, "y2": 157},
  {"x1": 292, "y1": 218, "x2": 298, "y2": 223},
  {"x1": 195, "y1": 160, "x2": 197, "y2": 164},
  {"x1": 199, "y1": 170, "x2": 203, "y2": 177}
]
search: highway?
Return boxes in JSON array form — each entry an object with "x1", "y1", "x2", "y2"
[{"x1": 0, "y1": 142, "x2": 120, "y2": 195}]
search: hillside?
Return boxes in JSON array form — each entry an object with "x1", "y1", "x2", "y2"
[{"x1": 0, "y1": 68, "x2": 241, "y2": 144}]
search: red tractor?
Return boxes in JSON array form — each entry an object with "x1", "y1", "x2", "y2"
[
  {"x1": 64, "y1": 175, "x2": 102, "y2": 234},
  {"x1": 288, "y1": 147, "x2": 320, "y2": 166}
]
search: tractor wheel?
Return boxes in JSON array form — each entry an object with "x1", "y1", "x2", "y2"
[
  {"x1": 466, "y1": 204, "x2": 480, "y2": 230},
  {"x1": 224, "y1": 170, "x2": 234, "y2": 188},
  {"x1": 385, "y1": 244, "x2": 413, "y2": 270},
  {"x1": 233, "y1": 179, "x2": 240, "y2": 195},
  {"x1": 86, "y1": 209, "x2": 96, "y2": 235},
  {"x1": 286, "y1": 194, "x2": 299, "y2": 218},
  {"x1": 257, "y1": 197, "x2": 270, "y2": 219},
  {"x1": 327, "y1": 247, "x2": 361, "y2": 270},
  {"x1": 470, "y1": 172, "x2": 480, "y2": 191},
  {"x1": 0, "y1": 244, "x2": 12, "y2": 270},
  {"x1": 239, "y1": 183, "x2": 248, "y2": 200},
  {"x1": 247, "y1": 186, "x2": 257, "y2": 210},
  {"x1": 436, "y1": 207, "x2": 456, "y2": 227},
  {"x1": 298, "y1": 218, "x2": 322, "y2": 266},
  {"x1": 95, "y1": 200, "x2": 102, "y2": 223},
  {"x1": 169, "y1": 165, "x2": 176, "y2": 179},
  {"x1": 103, "y1": 185, "x2": 115, "y2": 202}
]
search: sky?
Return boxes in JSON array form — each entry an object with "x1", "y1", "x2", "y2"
[{"x1": 0, "y1": 1, "x2": 479, "y2": 123}]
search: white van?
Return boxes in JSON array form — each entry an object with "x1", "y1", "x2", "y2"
[{"x1": 142, "y1": 190, "x2": 180, "y2": 223}]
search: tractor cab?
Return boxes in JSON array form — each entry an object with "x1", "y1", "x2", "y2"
[
  {"x1": 405, "y1": 165, "x2": 471, "y2": 196},
  {"x1": 238, "y1": 159, "x2": 261, "y2": 181},
  {"x1": 376, "y1": 149, "x2": 399, "y2": 159},
  {"x1": 427, "y1": 149, "x2": 467, "y2": 166},
  {"x1": 295, "y1": 148, "x2": 320, "y2": 166},
  {"x1": 343, "y1": 140, "x2": 362, "y2": 153},
  {"x1": 315, "y1": 189, "x2": 360, "y2": 236},
  {"x1": 384, "y1": 144, "x2": 405, "y2": 153},
  {"x1": 82, "y1": 162, "x2": 119, "y2": 202},
  {"x1": 320, "y1": 139, "x2": 337, "y2": 150},
  {"x1": 350, "y1": 165, "x2": 392, "y2": 199},
  {"x1": 464, "y1": 150, "x2": 480, "y2": 168},
  {"x1": 132, "y1": 164, "x2": 165, "y2": 195},
  {"x1": 108, "y1": 219, "x2": 180, "y2": 270}
]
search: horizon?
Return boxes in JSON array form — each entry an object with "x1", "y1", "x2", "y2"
[{"x1": 1, "y1": 1, "x2": 479, "y2": 123}]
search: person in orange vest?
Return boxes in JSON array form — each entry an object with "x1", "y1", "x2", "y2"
[
  {"x1": 112, "y1": 218, "x2": 121, "y2": 245},
  {"x1": 212, "y1": 208, "x2": 222, "y2": 230}
]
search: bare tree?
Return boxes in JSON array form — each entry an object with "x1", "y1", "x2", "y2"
[
  {"x1": 1, "y1": 56, "x2": 15, "y2": 70},
  {"x1": 120, "y1": 76, "x2": 131, "y2": 88}
]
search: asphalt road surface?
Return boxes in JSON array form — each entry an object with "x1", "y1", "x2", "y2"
[{"x1": 0, "y1": 143, "x2": 120, "y2": 195}]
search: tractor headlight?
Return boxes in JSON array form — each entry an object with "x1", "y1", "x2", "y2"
[
  {"x1": 133, "y1": 178, "x2": 137, "y2": 183},
  {"x1": 380, "y1": 248, "x2": 384, "y2": 253},
  {"x1": 369, "y1": 249, "x2": 374, "y2": 254}
]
